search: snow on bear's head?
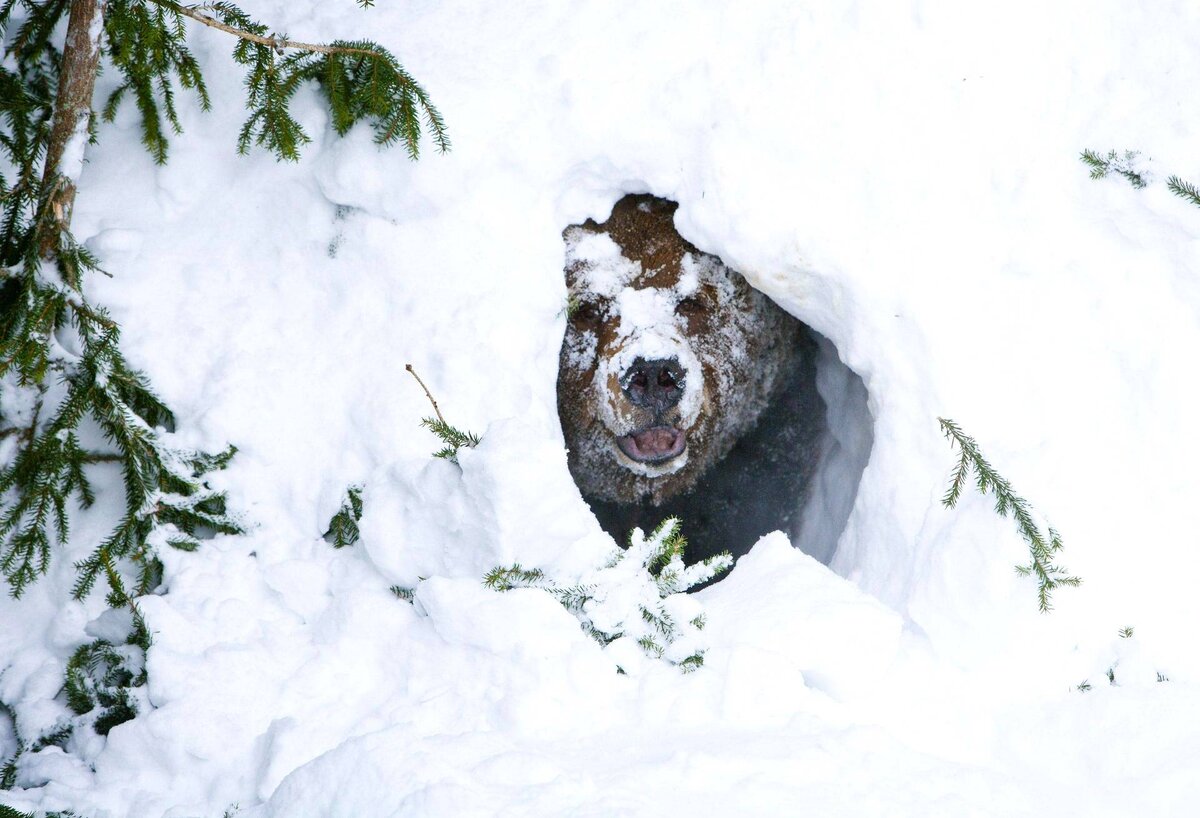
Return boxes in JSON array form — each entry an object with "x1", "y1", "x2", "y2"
[{"x1": 558, "y1": 194, "x2": 798, "y2": 506}]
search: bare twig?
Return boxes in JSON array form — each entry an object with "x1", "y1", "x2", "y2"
[
  {"x1": 160, "y1": 1, "x2": 387, "y2": 58},
  {"x1": 405, "y1": 364, "x2": 445, "y2": 424}
]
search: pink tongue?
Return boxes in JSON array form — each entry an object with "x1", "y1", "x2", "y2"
[{"x1": 634, "y1": 428, "x2": 677, "y2": 455}]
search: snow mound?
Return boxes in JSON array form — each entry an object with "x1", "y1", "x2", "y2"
[{"x1": 5, "y1": 0, "x2": 1200, "y2": 815}]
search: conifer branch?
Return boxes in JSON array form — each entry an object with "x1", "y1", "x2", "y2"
[
  {"x1": 0, "y1": 0, "x2": 448, "y2": 782},
  {"x1": 161, "y1": 1, "x2": 388, "y2": 58},
  {"x1": 1167, "y1": 175, "x2": 1200, "y2": 209},
  {"x1": 1080, "y1": 148, "x2": 1148, "y2": 189},
  {"x1": 407, "y1": 364, "x2": 481, "y2": 462},
  {"x1": 323, "y1": 484, "x2": 363, "y2": 548},
  {"x1": 938, "y1": 417, "x2": 1080, "y2": 612},
  {"x1": 485, "y1": 517, "x2": 729, "y2": 671}
]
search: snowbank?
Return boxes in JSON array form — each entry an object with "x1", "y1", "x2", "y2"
[{"x1": 4, "y1": 0, "x2": 1200, "y2": 815}]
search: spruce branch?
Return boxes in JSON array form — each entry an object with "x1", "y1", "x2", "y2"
[
  {"x1": 419, "y1": 417, "x2": 481, "y2": 461},
  {"x1": 0, "y1": 0, "x2": 449, "y2": 782},
  {"x1": 323, "y1": 484, "x2": 363, "y2": 548},
  {"x1": 151, "y1": 1, "x2": 450, "y2": 161},
  {"x1": 163, "y1": 2, "x2": 389, "y2": 58},
  {"x1": 483, "y1": 564, "x2": 547, "y2": 591},
  {"x1": 406, "y1": 364, "x2": 480, "y2": 462},
  {"x1": 485, "y1": 517, "x2": 729, "y2": 671},
  {"x1": 1166, "y1": 175, "x2": 1200, "y2": 209},
  {"x1": 1080, "y1": 148, "x2": 1148, "y2": 189},
  {"x1": 102, "y1": 0, "x2": 211, "y2": 164},
  {"x1": 938, "y1": 417, "x2": 1080, "y2": 612}
]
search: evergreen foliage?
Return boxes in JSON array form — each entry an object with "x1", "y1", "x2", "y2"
[
  {"x1": 3, "y1": 0, "x2": 445, "y2": 594},
  {"x1": 1, "y1": 0, "x2": 445, "y2": 801},
  {"x1": 200, "y1": 1, "x2": 449, "y2": 162},
  {"x1": 405, "y1": 364, "x2": 480, "y2": 463},
  {"x1": 4, "y1": 0, "x2": 449, "y2": 165},
  {"x1": 420, "y1": 417, "x2": 480, "y2": 463},
  {"x1": 1080, "y1": 148, "x2": 1200, "y2": 213},
  {"x1": 1, "y1": 576, "x2": 149, "y2": 793},
  {"x1": 1080, "y1": 148, "x2": 1148, "y2": 188},
  {"x1": 1166, "y1": 174, "x2": 1200, "y2": 209},
  {"x1": 1, "y1": 711, "x2": 70, "y2": 796},
  {"x1": 323, "y1": 484, "x2": 363, "y2": 548},
  {"x1": 560, "y1": 293, "x2": 581, "y2": 319},
  {"x1": 485, "y1": 517, "x2": 732, "y2": 672},
  {"x1": 65, "y1": 636, "x2": 142, "y2": 736},
  {"x1": 102, "y1": 0, "x2": 211, "y2": 163},
  {"x1": 0, "y1": 807, "x2": 78, "y2": 818},
  {"x1": 938, "y1": 417, "x2": 1080, "y2": 612},
  {"x1": 0, "y1": 198, "x2": 242, "y2": 599},
  {"x1": 1074, "y1": 627, "x2": 1172, "y2": 692}
]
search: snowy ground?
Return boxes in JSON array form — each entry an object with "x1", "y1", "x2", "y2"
[{"x1": 5, "y1": 0, "x2": 1200, "y2": 815}]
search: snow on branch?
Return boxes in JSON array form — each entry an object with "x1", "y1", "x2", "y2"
[{"x1": 485, "y1": 517, "x2": 732, "y2": 673}]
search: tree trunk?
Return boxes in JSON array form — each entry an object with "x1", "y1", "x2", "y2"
[{"x1": 39, "y1": 0, "x2": 107, "y2": 263}]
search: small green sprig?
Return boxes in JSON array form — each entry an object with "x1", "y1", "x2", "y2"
[
  {"x1": 419, "y1": 417, "x2": 481, "y2": 462},
  {"x1": 486, "y1": 517, "x2": 730, "y2": 671},
  {"x1": 938, "y1": 417, "x2": 1080, "y2": 613},
  {"x1": 1080, "y1": 148, "x2": 1148, "y2": 188},
  {"x1": 406, "y1": 364, "x2": 481, "y2": 463},
  {"x1": 323, "y1": 484, "x2": 363, "y2": 548},
  {"x1": 1166, "y1": 175, "x2": 1200, "y2": 209}
]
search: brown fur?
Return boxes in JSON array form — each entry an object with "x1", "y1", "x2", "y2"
[{"x1": 558, "y1": 195, "x2": 801, "y2": 506}]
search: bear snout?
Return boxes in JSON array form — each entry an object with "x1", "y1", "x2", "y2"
[{"x1": 622, "y1": 357, "x2": 685, "y2": 414}]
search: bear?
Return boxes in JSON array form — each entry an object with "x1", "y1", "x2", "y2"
[{"x1": 558, "y1": 194, "x2": 825, "y2": 564}]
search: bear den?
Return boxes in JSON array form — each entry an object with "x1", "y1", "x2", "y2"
[{"x1": 557, "y1": 194, "x2": 827, "y2": 565}]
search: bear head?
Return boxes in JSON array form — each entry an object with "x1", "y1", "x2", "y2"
[{"x1": 558, "y1": 194, "x2": 799, "y2": 506}]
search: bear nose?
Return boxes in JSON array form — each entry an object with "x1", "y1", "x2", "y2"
[{"x1": 623, "y1": 357, "x2": 685, "y2": 412}]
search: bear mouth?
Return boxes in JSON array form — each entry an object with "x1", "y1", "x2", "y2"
[{"x1": 615, "y1": 426, "x2": 686, "y2": 463}]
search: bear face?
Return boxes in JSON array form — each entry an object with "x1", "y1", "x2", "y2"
[{"x1": 558, "y1": 194, "x2": 802, "y2": 507}]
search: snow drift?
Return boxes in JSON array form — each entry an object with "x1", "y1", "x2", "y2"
[{"x1": 4, "y1": 0, "x2": 1200, "y2": 816}]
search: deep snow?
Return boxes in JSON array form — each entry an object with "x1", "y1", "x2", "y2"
[{"x1": 4, "y1": 0, "x2": 1200, "y2": 815}]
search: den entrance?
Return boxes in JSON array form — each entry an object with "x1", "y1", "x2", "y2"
[{"x1": 558, "y1": 195, "x2": 873, "y2": 570}]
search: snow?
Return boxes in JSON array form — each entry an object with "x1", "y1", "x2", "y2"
[{"x1": 5, "y1": 0, "x2": 1200, "y2": 815}]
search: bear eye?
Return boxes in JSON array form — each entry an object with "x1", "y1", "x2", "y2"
[
  {"x1": 676, "y1": 296, "x2": 705, "y2": 316},
  {"x1": 570, "y1": 299, "x2": 603, "y2": 326}
]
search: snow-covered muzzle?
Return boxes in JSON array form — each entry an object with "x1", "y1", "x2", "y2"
[
  {"x1": 558, "y1": 195, "x2": 799, "y2": 506},
  {"x1": 594, "y1": 306, "x2": 704, "y2": 475}
]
